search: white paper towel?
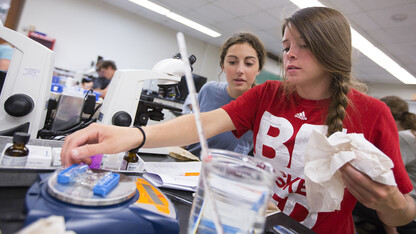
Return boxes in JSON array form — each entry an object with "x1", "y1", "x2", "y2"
[
  {"x1": 304, "y1": 130, "x2": 397, "y2": 212},
  {"x1": 17, "y1": 215, "x2": 75, "y2": 234}
]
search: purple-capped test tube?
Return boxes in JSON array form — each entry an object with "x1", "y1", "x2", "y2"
[{"x1": 89, "y1": 154, "x2": 103, "y2": 169}]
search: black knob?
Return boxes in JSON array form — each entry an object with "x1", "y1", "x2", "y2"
[
  {"x1": 188, "y1": 54, "x2": 196, "y2": 65},
  {"x1": 4, "y1": 94, "x2": 34, "y2": 117},
  {"x1": 137, "y1": 113, "x2": 149, "y2": 126},
  {"x1": 112, "y1": 111, "x2": 132, "y2": 126}
]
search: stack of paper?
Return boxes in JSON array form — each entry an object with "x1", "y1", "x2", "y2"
[{"x1": 143, "y1": 161, "x2": 202, "y2": 192}]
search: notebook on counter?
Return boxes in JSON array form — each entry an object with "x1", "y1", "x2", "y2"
[{"x1": 143, "y1": 161, "x2": 201, "y2": 192}]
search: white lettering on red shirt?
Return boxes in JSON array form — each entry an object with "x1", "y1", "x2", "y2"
[{"x1": 256, "y1": 111, "x2": 328, "y2": 228}]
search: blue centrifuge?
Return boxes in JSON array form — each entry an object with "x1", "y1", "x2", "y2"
[{"x1": 24, "y1": 171, "x2": 179, "y2": 234}]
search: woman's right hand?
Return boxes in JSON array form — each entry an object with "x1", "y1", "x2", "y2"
[{"x1": 60, "y1": 123, "x2": 143, "y2": 167}]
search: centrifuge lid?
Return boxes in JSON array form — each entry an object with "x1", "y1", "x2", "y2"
[{"x1": 47, "y1": 170, "x2": 136, "y2": 206}]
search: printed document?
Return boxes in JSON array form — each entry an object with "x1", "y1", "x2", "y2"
[{"x1": 143, "y1": 161, "x2": 202, "y2": 191}]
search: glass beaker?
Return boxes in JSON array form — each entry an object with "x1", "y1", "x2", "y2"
[{"x1": 188, "y1": 149, "x2": 275, "y2": 234}]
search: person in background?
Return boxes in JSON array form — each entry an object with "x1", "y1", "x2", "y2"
[
  {"x1": 380, "y1": 96, "x2": 416, "y2": 234},
  {"x1": 353, "y1": 96, "x2": 416, "y2": 234},
  {"x1": 181, "y1": 93, "x2": 195, "y2": 115},
  {"x1": 81, "y1": 77, "x2": 94, "y2": 91},
  {"x1": 93, "y1": 60, "x2": 117, "y2": 98},
  {"x1": 185, "y1": 32, "x2": 266, "y2": 157},
  {"x1": 0, "y1": 42, "x2": 13, "y2": 71},
  {"x1": 60, "y1": 7, "x2": 415, "y2": 233}
]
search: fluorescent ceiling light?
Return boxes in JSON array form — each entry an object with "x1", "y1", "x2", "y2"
[
  {"x1": 129, "y1": 0, "x2": 221, "y2": 38},
  {"x1": 351, "y1": 29, "x2": 416, "y2": 84},
  {"x1": 129, "y1": 0, "x2": 169, "y2": 15},
  {"x1": 288, "y1": 0, "x2": 324, "y2": 8},
  {"x1": 289, "y1": 0, "x2": 416, "y2": 84},
  {"x1": 165, "y1": 12, "x2": 220, "y2": 38}
]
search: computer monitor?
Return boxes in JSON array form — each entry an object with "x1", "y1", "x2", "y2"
[{"x1": 176, "y1": 73, "x2": 207, "y2": 101}]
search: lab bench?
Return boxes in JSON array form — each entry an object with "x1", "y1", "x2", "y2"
[
  {"x1": 0, "y1": 136, "x2": 193, "y2": 234},
  {"x1": 0, "y1": 136, "x2": 314, "y2": 234}
]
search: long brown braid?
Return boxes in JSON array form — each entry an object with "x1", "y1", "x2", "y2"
[
  {"x1": 326, "y1": 75, "x2": 351, "y2": 136},
  {"x1": 281, "y1": 7, "x2": 366, "y2": 136}
]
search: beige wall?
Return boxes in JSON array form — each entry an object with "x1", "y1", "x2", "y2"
[{"x1": 17, "y1": 0, "x2": 222, "y2": 85}]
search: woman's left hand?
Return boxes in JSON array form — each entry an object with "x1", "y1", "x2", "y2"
[
  {"x1": 340, "y1": 163, "x2": 414, "y2": 226},
  {"x1": 340, "y1": 163, "x2": 401, "y2": 212}
]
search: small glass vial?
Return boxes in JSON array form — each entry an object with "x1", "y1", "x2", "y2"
[
  {"x1": 1, "y1": 132, "x2": 31, "y2": 167},
  {"x1": 120, "y1": 150, "x2": 139, "y2": 171}
]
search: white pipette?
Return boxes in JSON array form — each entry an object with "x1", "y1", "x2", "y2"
[
  {"x1": 176, "y1": 32, "x2": 224, "y2": 234},
  {"x1": 176, "y1": 32, "x2": 209, "y2": 160}
]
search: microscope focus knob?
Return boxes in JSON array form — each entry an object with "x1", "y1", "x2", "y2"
[
  {"x1": 4, "y1": 94, "x2": 34, "y2": 117},
  {"x1": 112, "y1": 111, "x2": 132, "y2": 127}
]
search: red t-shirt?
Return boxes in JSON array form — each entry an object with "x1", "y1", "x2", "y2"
[{"x1": 222, "y1": 81, "x2": 412, "y2": 234}]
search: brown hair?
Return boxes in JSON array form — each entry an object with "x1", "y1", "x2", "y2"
[
  {"x1": 219, "y1": 32, "x2": 266, "y2": 72},
  {"x1": 281, "y1": 7, "x2": 366, "y2": 136},
  {"x1": 380, "y1": 96, "x2": 416, "y2": 135},
  {"x1": 96, "y1": 60, "x2": 117, "y2": 71}
]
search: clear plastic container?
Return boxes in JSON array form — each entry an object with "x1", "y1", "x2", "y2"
[{"x1": 101, "y1": 153, "x2": 123, "y2": 170}]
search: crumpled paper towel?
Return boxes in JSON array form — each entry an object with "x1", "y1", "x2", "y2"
[
  {"x1": 17, "y1": 215, "x2": 75, "y2": 234},
  {"x1": 304, "y1": 130, "x2": 397, "y2": 213}
]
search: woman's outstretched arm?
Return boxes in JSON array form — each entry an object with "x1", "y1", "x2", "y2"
[{"x1": 60, "y1": 108, "x2": 234, "y2": 167}]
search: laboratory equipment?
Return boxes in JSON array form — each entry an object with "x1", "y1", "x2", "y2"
[
  {"x1": 176, "y1": 74, "x2": 207, "y2": 101},
  {"x1": 38, "y1": 89, "x2": 97, "y2": 139},
  {"x1": 120, "y1": 149, "x2": 140, "y2": 171},
  {"x1": 188, "y1": 149, "x2": 275, "y2": 234},
  {"x1": 176, "y1": 34, "x2": 208, "y2": 157},
  {"x1": 98, "y1": 57, "x2": 187, "y2": 127},
  {"x1": 1, "y1": 132, "x2": 30, "y2": 166},
  {"x1": 24, "y1": 171, "x2": 179, "y2": 234},
  {"x1": 135, "y1": 93, "x2": 182, "y2": 126},
  {"x1": 177, "y1": 32, "x2": 222, "y2": 232},
  {"x1": 49, "y1": 92, "x2": 85, "y2": 130},
  {"x1": 0, "y1": 24, "x2": 54, "y2": 137}
]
